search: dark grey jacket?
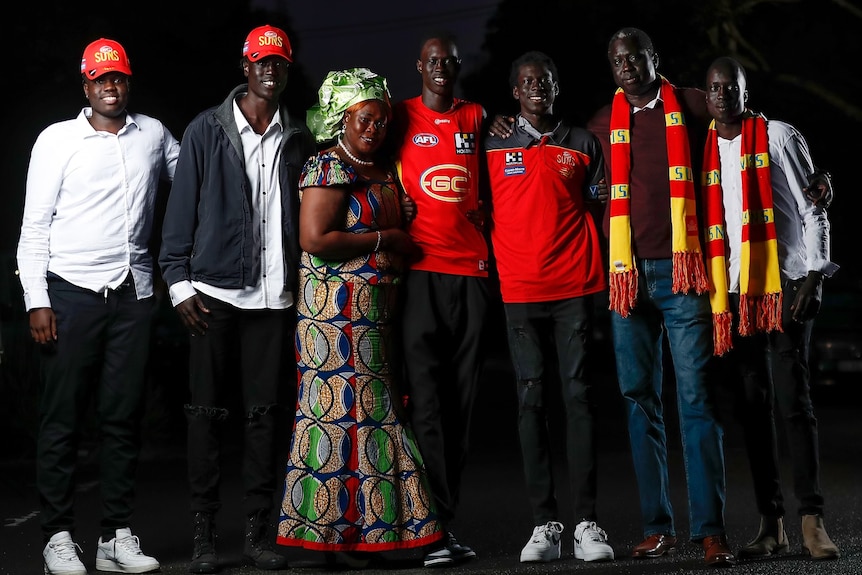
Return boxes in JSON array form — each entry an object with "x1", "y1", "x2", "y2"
[{"x1": 159, "y1": 85, "x2": 315, "y2": 294}]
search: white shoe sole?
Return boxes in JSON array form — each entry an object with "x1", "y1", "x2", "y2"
[
  {"x1": 44, "y1": 565, "x2": 86, "y2": 575},
  {"x1": 575, "y1": 547, "x2": 615, "y2": 561},
  {"x1": 520, "y1": 548, "x2": 561, "y2": 563},
  {"x1": 95, "y1": 558, "x2": 160, "y2": 573}
]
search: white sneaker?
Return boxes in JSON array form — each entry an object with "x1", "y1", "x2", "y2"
[
  {"x1": 43, "y1": 531, "x2": 87, "y2": 575},
  {"x1": 95, "y1": 528, "x2": 160, "y2": 573},
  {"x1": 573, "y1": 520, "x2": 615, "y2": 562},
  {"x1": 519, "y1": 521, "x2": 564, "y2": 563}
]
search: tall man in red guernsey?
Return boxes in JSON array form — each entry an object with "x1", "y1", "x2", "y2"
[
  {"x1": 392, "y1": 32, "x2": 487, "y2": 568},
  {"x1": 484, "y1": 51, "x2": 614, "y2": 565}
]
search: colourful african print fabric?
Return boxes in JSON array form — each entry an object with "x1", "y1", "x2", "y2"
[{"x1": 277, "y1": 152, "x2": 442, "y2": 552}]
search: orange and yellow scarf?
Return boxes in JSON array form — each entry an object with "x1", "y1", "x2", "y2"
[
  {"x1": 701, "y1": 112, "x2": 782, "y2": 356},
  {"x1": 608, "y1": 77, "x2": 708, "y2": 317}
]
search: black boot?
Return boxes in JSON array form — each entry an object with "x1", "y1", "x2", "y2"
[
  {"x1": 190, "y1": 512, "x2": 219, "y2": 574},
  {"x1": 244, "y1": 510, "x2": 288, "y2": 570}
]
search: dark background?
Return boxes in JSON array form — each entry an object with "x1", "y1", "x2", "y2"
[{"x1": 2, "y1": 0, "x2": 860, "y2": 460}]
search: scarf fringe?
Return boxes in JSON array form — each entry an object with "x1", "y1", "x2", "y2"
[
  {"x1": 672, "y1": 251, "x2": 709, "y2": 295},
  {"x1": 739, "y1": 291, "x2": 784, "y2": 337},
  {"x1": 712, "y1": 311, "x2": 734, "y2": 356},
  {"x1": 609, "y1": 269, "x2": 638, "y2": 318}
]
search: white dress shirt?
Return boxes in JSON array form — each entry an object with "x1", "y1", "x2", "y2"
[
  {"x1": 17, "y1": 108, "x2": 180, "y2": 310},
  {"x1": 169, "y1": 96, "x2": 292, "y2": 310},
  {"x1": 717, "y1": 118, "x2": 839, "y2": 293}
]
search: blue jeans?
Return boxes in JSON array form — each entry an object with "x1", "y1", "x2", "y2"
[
  {"x1": 504, "y1": 296, "x2": 598, "y2": 525},
  {"x1": 611, "y1": 258, "x2": 726, "y2": 541}
]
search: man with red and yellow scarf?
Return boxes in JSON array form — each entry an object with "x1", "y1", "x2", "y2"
[
  {"x1": 585, "y1": 27, "x2": 735, "y2": 567},
  {"x1": 702, "y1": 57, "x2": 839, "y2": 562}
]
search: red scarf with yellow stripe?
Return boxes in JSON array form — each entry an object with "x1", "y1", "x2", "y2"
[
  {"x1": 701, "y1": 112, "x2": 782, "y2": 356},
  {"x1": 608, "y1": 77, "x2": 708, "y2": 317}
]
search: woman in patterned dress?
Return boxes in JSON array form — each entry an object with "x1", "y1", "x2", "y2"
[{"x1": 277, "y1": 69, "x2": 443, "y2": 557}]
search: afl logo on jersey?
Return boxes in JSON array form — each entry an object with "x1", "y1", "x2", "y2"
[
  {"x1": 420, "y1": 164, "x2": 470, "y2": 202},
  {"x1": 413, "y1": 133, "x2": 439, "y2": 147}
]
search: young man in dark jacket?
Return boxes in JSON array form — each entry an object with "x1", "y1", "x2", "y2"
[{"x1": 159, "y1": 24, "x2": 314, "y2": 574}]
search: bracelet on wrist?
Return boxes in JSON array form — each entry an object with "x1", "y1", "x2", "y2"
[
  {"x1": 373, "y1": 230, "x2": 382, "y2": 252},
  {"x1": 814, "y1": 167, "x2": 832, "y2": 180}
]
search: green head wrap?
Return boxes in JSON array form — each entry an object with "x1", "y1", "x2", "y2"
[{"x1": 306, "y1": 67, "x2": 391, "y2": 144}]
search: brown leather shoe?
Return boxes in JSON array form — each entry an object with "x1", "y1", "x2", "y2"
[
  {"x1": 632, "y1": 534, "x2": 677, "y2": 559},
  {"x1": 738, "y1": 516, "x2": 789, "y2": 559},
  {"x1": 703, "y1": 534, "x2": 736, "y2": 567},
  {"x1": 802, "y1": 514, "x2": 840, "y2": 560}
]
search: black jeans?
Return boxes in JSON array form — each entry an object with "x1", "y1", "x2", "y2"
[
  {"x1": 185, "y1": 292, "x2": 291, "y2": 517},
  {"x1": 503, "y1": 296, "x2": 598, "y2": 525},
  {"x1": 38, "y1": 273, "x2": 152, "y2": 540},
  {"x1": 726, "y1": 278, "x2": 824, "y2": 517}
]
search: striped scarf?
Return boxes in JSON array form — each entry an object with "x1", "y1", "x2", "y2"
[
  {"x1": 701, "y1": 112, "x2": 782, "y2": 356},
  {"x1": 608, "y1": 76, "x2": 708, "y2": 317}
]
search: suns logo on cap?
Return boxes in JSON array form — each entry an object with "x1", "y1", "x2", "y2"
[
  {"x1": 94, "y1": 45, "x2": 121, "y2": 64},
  {"x1": 258, "y1": 30, "x2": 283, "y2": 48}
]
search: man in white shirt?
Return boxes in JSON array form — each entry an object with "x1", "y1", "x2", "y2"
[
  {"x1": 158, "y1": 24, "x2": 314, "y2": 573},
  {"x1": 16, "y1": 38, "x2": 179, "y2": 575},
  {"x1": 703, "y1": 56, "x2": 840, "y2": 562}
]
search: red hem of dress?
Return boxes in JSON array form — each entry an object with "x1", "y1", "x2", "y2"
[{"x1": 276, "y1": 530, "x2": 444, "y2": 552}]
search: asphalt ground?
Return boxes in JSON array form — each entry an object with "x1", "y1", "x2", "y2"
[{"x1": 2, "y1": 330, "x2": 860, "y2": 575}]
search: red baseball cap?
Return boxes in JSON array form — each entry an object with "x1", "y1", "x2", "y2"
[
  {"x1": 242, "y1": 25, "x2": 293, "y2": 63},
  {"x1": 81, "y1": 38, "x2": 132, "y2": 79}
]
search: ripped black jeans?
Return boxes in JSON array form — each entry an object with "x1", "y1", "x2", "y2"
[
  {"x1": 185, "y1": 292, "x2": 292, "y2": 517},
  {"x1": 503, "y1": 296, "x2": 598, "y2": 526}
]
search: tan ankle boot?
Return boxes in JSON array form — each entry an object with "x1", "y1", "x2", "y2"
[
  {"x1": 738, "y1": 516, "x2": 789, "y2": 558},
  {"x1": 802, "y1": 514, "x2": 840, "y2": 560}
]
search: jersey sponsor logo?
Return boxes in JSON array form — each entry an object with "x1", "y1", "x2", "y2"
[
  {"x1": 505, "y1": 151, "x2": 523, "y2": 165},
  {"x1": 435, "y1": 118, "x2": 451, "y2": 125},
  {"x1": 419, "y1": 164, "x2": 471, "y2": 202},
  {"x1": 413, "y1": 133, "x2": 439, "y2": 147},
  {"x1": 504, "y1": 151, "x2": 525, "y2": 176},
  {"x1": 455, "y1": 132, "x2": 476, "y2": 155}
]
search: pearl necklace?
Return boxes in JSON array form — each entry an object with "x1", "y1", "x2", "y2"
[{"x1": 338, "y1": 137, "x2": 374, "y2": 166}]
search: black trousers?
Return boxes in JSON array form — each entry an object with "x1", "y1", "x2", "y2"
[
  {"x1": 38, "y1": 273, "x2": 153, "y2": 540},
  {"x1": 401, "y1": 271, "x2": 488, "y2": 527},
  {"x1": 726, "y1": 278, "x2": 824, "y2": 517},
  {"x1": 185, "y1": 292, "x2": 291, "y2": 517},
  {"x1": 503, "y1": 296, "x2": 598, "y2": 525}
]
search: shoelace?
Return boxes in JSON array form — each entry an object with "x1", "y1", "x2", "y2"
[
  {"x1": 114, "y1": 535, "x2": 145, "y2": 556},
  {"x1": 49, "y1": 539, "x2": 82, "y2": 561},
  {"x1": 533, "y1": 521, "x2": 564, "y2": 542},
  {"x1": 579, "y1": 522, "x2": 608, "y2": 542}
]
